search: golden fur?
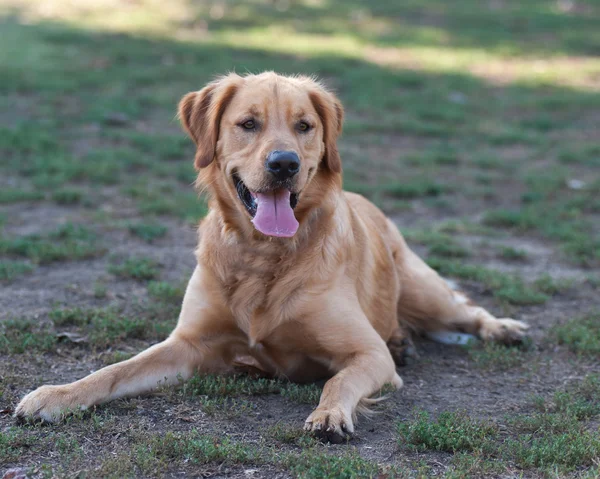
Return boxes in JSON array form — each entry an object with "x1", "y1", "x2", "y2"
[{"x1": 16, "y1": 72, "x2": 528, "y2": 442}]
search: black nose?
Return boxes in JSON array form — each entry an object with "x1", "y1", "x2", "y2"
[{"x1": 266, "y1": 150, "x2": 300, "y2": 181}]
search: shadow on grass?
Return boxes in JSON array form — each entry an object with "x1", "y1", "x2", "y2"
[
  {"x1": 0, "y1": 7, "x2": 598, "y2": 265},
  {"x1": 184, "y1": 0, "x2": 600, "y2": 57}
]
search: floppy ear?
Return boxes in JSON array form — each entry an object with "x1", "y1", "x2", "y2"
[
  {"x1": 309, "y1": 88, "x2": 344, "y2": 173},
  {"x1": 178, "y1": 75, "x2": 241, "y2": 169}
]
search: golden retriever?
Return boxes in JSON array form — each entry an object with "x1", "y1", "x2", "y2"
[{"x1": 16, "y1": 72, "x2": 528, "y2": 442}]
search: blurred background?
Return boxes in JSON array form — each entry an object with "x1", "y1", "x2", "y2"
[
  {"x1": 1, "y1": 0, "x2": 599, "y2": 235},
  {"x1": 1, "y1": 2, "x2": 600, "y2": 477}
]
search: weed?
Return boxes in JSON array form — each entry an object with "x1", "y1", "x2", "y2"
[
  {"x1": 52, "y1": 188, "x2": 82, "y2": 205},
  {"x1": 0, "y1": 188, "x2": 44, "y2": 204},
  {"x1": 0, "y1": 319, "x2": 56, "y2": 354},
  {"x1": 128, "y1": 222, "x2": 168, "y2": 242},
  {"x1": 467, "y1": 341, "x2": 528, "y2": 370},
  {"x1": 284, "y1": 448, "x2": 398, "y2": 479},
  {"x1": 147, "y1": 280, "x2": 184, "y2": 304},
  {"x1": 267, "y1": 423, "x2": 318, "y2": 447},
  {"x1": 0, "y1": 260, "x2": 33, "y2": 281},
  {"x1": 0, "y1": 428, "x2": 33, "y2": 463},
  {"x1": 109, "y1": 256, "x2": 160, "y2": 281},
  {"x1": 552, "y1": 312, "x2": 600, "y2": 356},
  {"x1": 183, "y1": 374, "x2": 321, "y2": 405},
  {"x1": 505, "y1": 430, "x2": 600, "y2": 470},
  {"x1": 0, "y1": 224, "x2": 103, "y2": 264},
  {"x1": 148, "y1": 430, "x2": 262, "y2": 465},
  {"x1": 280, "y1": 383, "x2": 321, "y2": 405},
  {"x1": 426, "y1": 257, "x2": 549, "y2": 305},
  {"x1": 498, "y1": 246, "x2": 528, "y2": 261},
  {"x1": 405, "y1": 230, "x2": 469, "y2": 258},
  {"x1": 93, "y1": 279, "x2": 108, "y2": 298},
  {"x1": 383, "y1": 179, "x2": 447, "y2": 199},
  {"x1": 49, "y1": 306, "x2": 171, "y2": 349},
  {"x1": 398, "y1": 410, "x2": 497, "y2": 453}
]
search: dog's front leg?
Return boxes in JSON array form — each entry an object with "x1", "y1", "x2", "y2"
[
  {"x1": 303, "y1": 305, "x2": 402, "y2": 443},
  {"x1": 15, "y1": 266, "x2": 237, "y2": 423}
]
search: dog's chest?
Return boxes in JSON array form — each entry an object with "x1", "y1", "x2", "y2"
[{"x1": 219, "y1": 246, "x2": 303, "y2": 341}]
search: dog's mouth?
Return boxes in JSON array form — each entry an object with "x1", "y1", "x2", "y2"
[{"x1": 233, "y1": 173, "x2": 299, "y2": 238}]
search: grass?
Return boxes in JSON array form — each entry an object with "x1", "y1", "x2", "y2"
[
  {"x1": 498, "y1": 246, "x2": 528, "y2": 261},
  {"x1": 425, "y1": 256, "x2": 550, "y2": 305},
  {"x1": 1, "y1": 0, "x2": 599, "y2": 476},
  {"x1": 51, "y1": 188, "x2": 83, "y2": 205},
  {"x1": 183, "y1": 374, "x2": 321, "y2": 406},
  {"x1": 0, "y1": 319, "x2": 56, "y2": 354},
  {"x1": 0, "y1": 223, "x2": 104, "y2": 265},
  {"x1": 552, "y1": 312, "x2": 600, "y2": 356},
  {"x1": 0, "y1": 188, "x2": 44, "y2": 204},
  {"x1": 2, "y1": 306, "x2": 174, "y2": 354},
  {"x1": 147, "y1": 280, "x2": 185, "y2": 305},
  {"x1": 52, "y1": 306, "x2": 171, "y2": 349},
  {"x1": 128, "y1": 221, "x2": 168, "y2": 243},
  {"x1": 466, "y1": 341, "x2": 530, "y2": 370},
  {"x1": 109, "y1": 256, "x2": 160, "y2": 281},
  {"x1": 398, "y1": 410, "x2": 497, "y2": 453},
  {"x1": 0, "y1": 260, "x2": 33, "y2": 282},
  {"x1": 399, "y1": 376, "x2": 600, "y2": 476}
]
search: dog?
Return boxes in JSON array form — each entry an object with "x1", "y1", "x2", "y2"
[{"x1": 15, "y1": 72, "x2": 528, "y2": 442}]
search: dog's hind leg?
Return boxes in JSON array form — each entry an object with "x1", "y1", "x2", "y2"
[
  {"x1": 387, "y1": 325, "x2": 419, "y2": 366},
  {"x1": 396, "y1": 247, "x2": 528, "y2": 344}
]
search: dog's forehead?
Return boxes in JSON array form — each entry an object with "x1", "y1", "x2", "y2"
[{"x1": 230, "y1": 77, "x2": 314, "y2": 116}]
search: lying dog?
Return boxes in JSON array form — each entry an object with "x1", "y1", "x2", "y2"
[{"x1": 16, "y1": 72, "x2": 527, "y2": 442}]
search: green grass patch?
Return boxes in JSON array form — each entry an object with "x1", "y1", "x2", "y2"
[
  {"x1": 266, "y1": 423, "x2": 319, "y2": 447},
  {"x1": 0, "y1": 428, "x2": 34, "y2": 463},
  {"x1": 183, "y1": 374, "x2": 321, "y2": 405},
  {"x1": 552, "y1": 312, "x2": 600, "y2": 356},
  {"x1": 0, "y1": 223, "x2": 103, "y2": 264},
  {"x1": 49, "y1": 306, "x2": 172, "y2": 349},
  {"x1": 128, "y1": 221, "x2": 168, "y2": 243},
  {"x1": 123, "y1": 181, "x2": 208, "y2": 222},
  {"x1": 0, "y1": 260, "x2": 33, "y2": 282},
  {"x1": 483, "y1": 172, "x2": 600, "y2": 266},
  {"x1": 382, "y1": 179, "x2": 448, "y2": 199},
  {"x1": 399, "y1": 377, "x2": 600, "y2": 475},
  {"x1": 0, "y1": 319, "x2": 56, "y2": 354},
  {"x1": 283, "y1": 447, "x2": 398, "y2": 479},
  {"x1": 466, "y1": 341, "x2": 529, "y2": 370},
  {"x1": 404, "y1": 230, "x2": 469, "y2": 258},
  {"x1": 505, "y1": 429, "x2": 600, "y2": 470},
  {"x1": 98, "y1": 430, "x2": 262, "y2": 477},
  {"x1": 147, "y1": 280, "x2": 184, "y2": 304},
  {"x1": 109, "y1": 256, "x2": 160, "y2": 281},
  {"x1": 0, "y1": 188, "x2": 44, "y2": 204},
  {"x1": 52, "y1": 188, "x2": 83, "y2": 205},
  {"x1": 398, "y1": 410, "x2": 497, "y2": 453},
  {"x1": 425, "y1": 257, "x2": 549, "y2": 305},
  {"x1": 497, "y1": 246, "x2": 528, "y2": 261}
]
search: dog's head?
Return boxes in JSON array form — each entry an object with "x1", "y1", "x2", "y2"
[{"x1": 179, "y1": 72, "x2": 343, "y2": 238}]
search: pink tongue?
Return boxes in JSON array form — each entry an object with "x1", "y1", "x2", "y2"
[{"x1": 251, "y1": 189, "x2": 299, "y2": 238}]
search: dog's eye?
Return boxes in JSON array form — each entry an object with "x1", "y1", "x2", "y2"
[
  {"x1": 241, "y1": 120, "x2": 255, "y2": 130},
  {"x1": 297, "y1": 121, "x2": 311, "y2": 133}
]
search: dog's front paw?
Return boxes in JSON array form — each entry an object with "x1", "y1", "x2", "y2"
[
  {"x1": 304, "y1": 406, "x2": 353, "y2": 444},
  {"x1": 481, "y1": 318, "x2": 529, "y2": 345},
  {"x1": 15, "y1": 385, "x2": 80, "y2": 423}
]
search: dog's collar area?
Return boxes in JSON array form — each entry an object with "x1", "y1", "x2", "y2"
[{"x1": 232, "y1": 172, "x2": 299, "y2": 217}]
